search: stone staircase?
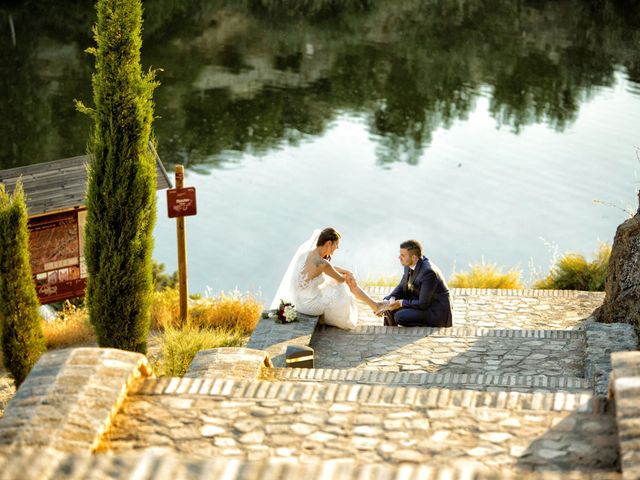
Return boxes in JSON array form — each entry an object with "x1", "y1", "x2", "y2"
[
  {"x1": 99, "y1": 289, "x2": 635, "y2": 476},
  {"x1": 0, "y1": 288, "x2": 638, "y2": 479}
]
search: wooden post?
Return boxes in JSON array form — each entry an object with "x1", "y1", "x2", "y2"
[{"x1": 175, "y1": 165, "x2": 188, "y2": 325}]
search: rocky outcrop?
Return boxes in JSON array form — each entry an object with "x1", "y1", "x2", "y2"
[{"x1": 594, "y1": 191, "x2": 640, "y2": 327}]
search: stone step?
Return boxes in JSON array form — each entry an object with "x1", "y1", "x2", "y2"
[
  {"x1": 0, "y1": 448, "x2": 622, "y2": 480},
  {"x1": 101, "y1": 377, "x2": 616, "y2": 474},
  {"x1": 132, "y1": 377, "x2": 608, "y2": 413},
  {"x1": 359, "y1": 287, "x2": 604, "y2": 330},
  {"x1": 311, "y1": 327, "x2": 585, "y2": 379},
  {"x1": 264, "y1": 368, "x2": 592, "y2": 394}
]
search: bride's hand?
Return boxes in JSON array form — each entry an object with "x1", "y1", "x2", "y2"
[{"x1": 342, "y1": 270, "x2": 355, "y2": 280}]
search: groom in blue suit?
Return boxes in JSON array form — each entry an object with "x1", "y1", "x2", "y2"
[{"x1": 383, "y1": 240, "x2": 453, "y2": 327}]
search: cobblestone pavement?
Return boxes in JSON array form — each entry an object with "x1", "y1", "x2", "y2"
[
  {"x1": 106, "y1": 386, "x2": 618, "y2": 473},
  {"x1": 357, "y1": 288, "x2": 604, "y2": 329},
  {"x1": 0, "y1": 370, "x2": 14, "y2": 418},
  {"x1": 311, "y1": 327, "x2": 584, "y2": 377}
]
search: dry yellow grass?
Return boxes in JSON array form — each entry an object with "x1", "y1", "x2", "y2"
[
  {"x1": 534, "y1": 243, "x2": 610, "y2": 291},
  {"x1": 151, "y1": 288, "x2": 262, "y2": 334},
  {"x1": 43, "y1": 302, "x2": 95, "y2": 349},
  {"x1": 449, "y1": 262, "x2": 524, "y2": 289},
  {"x1": 363, "y1": 274, "x2": 401, "y2": 287},
  {"x1": 150, "y1": 288, "x2": 181, "y2": 330}
]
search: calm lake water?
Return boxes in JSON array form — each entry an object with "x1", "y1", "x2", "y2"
[{"x1": 1, "y1": 1, "x2": 639, "y2": 302}]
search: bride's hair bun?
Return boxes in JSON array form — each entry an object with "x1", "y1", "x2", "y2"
[{"x1": 317, "y1": 227, "x2": 341, "y2": 246}]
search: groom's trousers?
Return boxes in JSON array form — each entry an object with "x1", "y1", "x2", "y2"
[{"x1": 384, "y1": 307, "x2": 452, "y2": 328}]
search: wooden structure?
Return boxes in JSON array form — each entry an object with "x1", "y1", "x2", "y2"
[{"x1": 0, "y1": 151, "x2": 172, "y2": 304}]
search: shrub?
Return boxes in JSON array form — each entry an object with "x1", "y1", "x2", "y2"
[
  {"x1": 159, "y1": 325, "x2": 245, "y2": 376},
  {"x1": 449, "y1": 262, "x2": 524, "y2": 289},
  {"x1": 78, "y1": 0, "x2": 159, "y2": 353},
  {"x1": 151, "y1": 288, "x2": 262, "y2": 334},
  {"x1": 534, "y1": 243, "x2": 611, "y2": 291},
  {"x1": 152, "y1": 260, "x2": 178, "y2": 291},
  {"x1": 43, "y1": 302, "x2": 95, "y2": 349},
  {"x1": 0, "y1": 181, "x2": 46, "y2": 386}
]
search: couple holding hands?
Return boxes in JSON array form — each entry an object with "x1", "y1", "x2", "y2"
[{"x1": 270, "y1": 228, "x2": 453, "y2": 330}]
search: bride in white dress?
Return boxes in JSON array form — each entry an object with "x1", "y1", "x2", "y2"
[{"x1": 270, "y1": 228, "x2": 381, "y2": 330}]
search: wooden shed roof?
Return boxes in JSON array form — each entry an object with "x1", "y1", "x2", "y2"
[{"x1": 0, "y1": 153, "x2": 172, "y2": 217}]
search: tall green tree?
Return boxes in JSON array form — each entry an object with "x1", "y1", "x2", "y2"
[
  {"x1": 77, "y1": 0, "x2": 158, "y2": 353},
  {"x1": 0, "y1": 181, "x2": 46, "y2": 386}
]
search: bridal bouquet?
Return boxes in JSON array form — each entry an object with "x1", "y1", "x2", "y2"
[{"x1": 277, "y1": 300, "x2": 298, "y2": 324}]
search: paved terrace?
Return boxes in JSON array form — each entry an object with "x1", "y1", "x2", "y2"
[{"x1": 0, "y1": 288, "x2": 637, "y2": 479}]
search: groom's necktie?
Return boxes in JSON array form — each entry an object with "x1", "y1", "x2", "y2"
[{"x1": 405, "y1": 269, "x2": 413, "y2": 290}]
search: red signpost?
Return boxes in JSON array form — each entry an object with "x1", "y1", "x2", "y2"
[
  {"x1": 166, "y1": 187, "x2": 197, "y2": 218},
  {"x1": 166, "y1": 165, "x2": 196, "y2": 325}
]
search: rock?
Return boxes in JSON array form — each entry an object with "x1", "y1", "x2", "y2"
[
  {"x1": 537, "y1": 448, "x2": 566, "y2": 460},
  {"x1": 238, "y1": 430, "x2": 265, "y2": 444},
  {"x1": 594, "y1": 194, "x2": 640, "y2": 326},
  {"x1": 391, "y1": 449, "x2": 425, "y2": 463},
  {"x1": 480, "y1": 432, "x2": 512, "y2": 443},
  {"x1": 200, "y1": 425, "x2": 225, "y2": 437},
  {"x1": 290, "y1": 423, "x2": 317, "y2": 435}
]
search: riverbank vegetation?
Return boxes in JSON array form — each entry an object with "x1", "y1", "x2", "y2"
[
  {"x1": 40, "y1": 287, "x2": 261, "y2": 376},
  {"x1": 449, "y1": 262, "x2": 524, "y2": 289},
  {"x1": 364, "y1": 243, "x2": 611, "y2": 291},
  {"x1": 533, "y1": 243, "x2": 611, "y2": 291},
  {"x1": 3, "y1": 0, "x2": 640, "y2": 169}
]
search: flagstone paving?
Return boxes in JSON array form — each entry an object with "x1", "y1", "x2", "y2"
[
  {"x1": 311, "y1": 326, "x2": 584, "y2": 377},
  {"x1": 105, "y1": 377, "x2": 617, "y2": 473},
  {"x1": 1, "y1": 288, "x2": 636, "y2": 479},
  {"x1": 357, "y1": 287, "x2": 604, "y2": 329}
]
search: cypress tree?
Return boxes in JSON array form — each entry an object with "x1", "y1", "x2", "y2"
[
  {"x1": 77, "y1": 0, "x2": 158, "y2": 353},
  {"x1": 0, "y1": 181, "x2": 46, "y2": 386}
]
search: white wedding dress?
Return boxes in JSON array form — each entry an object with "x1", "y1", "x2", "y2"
[{"x1": 270, "y1": 230, "x2": 358, "y2": 330}]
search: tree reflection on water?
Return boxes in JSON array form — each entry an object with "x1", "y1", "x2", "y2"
[{"x1": 0, "y1": 0, "x2": 639, "y2": 169}]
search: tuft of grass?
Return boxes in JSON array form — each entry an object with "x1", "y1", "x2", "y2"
[
  {"x1": 150, "y1": 288, "x2": 181, "y2": 330},
  {"x1": 151, "y1": 288, "x2": 262, "y2": 334},
  {"x1": 449, "y1": 262, "x2": 524, "y2": 289},
  {"x1": 159, "y1": 325, "x2": 245, "y2": 376},
  {"x1": 362, "y1": 274, "x2": 401, "y2": 287},
  {"x1": 43, "y1": 301, "x2": 95, "y2": 349},
  {"x1": 534, "y1": 243, "x2": 610, "y2": 291}
]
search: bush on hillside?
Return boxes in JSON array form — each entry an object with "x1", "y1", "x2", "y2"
[
  {"x1": 152, "y1": 260, "x2": 178, "y2": 291},
  {"x1": 534, "y1": 243, "x2": 610, "y2": 291},
  {"x1": 448, "y1": 262, "x2": 524, "y2": 289}
]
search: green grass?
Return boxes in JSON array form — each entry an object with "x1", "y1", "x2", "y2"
[
  {"x1": 448, "y1": 262, "x2": 524, "y2": 289},
  {"x1": 534, "y1": 243, "x2": 610, "y2": 291},
  {"x1": 159, "y1": 325, "x2": 245, "y2": 376}
]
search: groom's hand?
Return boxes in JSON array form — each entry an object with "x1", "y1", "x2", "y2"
[{"x1": 389, "y1": 300, "x2": 403, "y2": 310}]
